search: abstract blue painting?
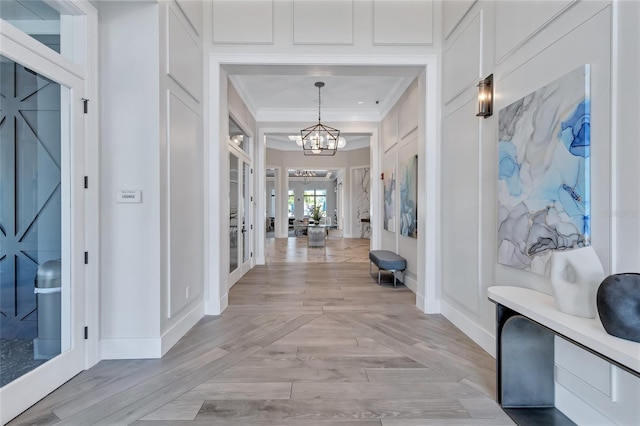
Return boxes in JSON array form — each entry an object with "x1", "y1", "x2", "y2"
[
  {"x1": 400, "y1": 155, "x2": 418, "y2": 238},
  {"x1": 498, "y1": 65, "x2": 591, "y2": 274},
  {"x1": 383, "y1": 167, "x2": 396, "y2": 232}
]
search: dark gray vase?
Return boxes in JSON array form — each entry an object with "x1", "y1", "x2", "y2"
[{"x1": 596, "y1": 273, "x2": 640, "y2": 343}]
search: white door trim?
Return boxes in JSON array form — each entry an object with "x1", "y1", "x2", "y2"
[{"x1": 206, "y1": 54, "x2": 441, "y2": 316}]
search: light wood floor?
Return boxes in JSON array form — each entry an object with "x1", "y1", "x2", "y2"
[{"x1": 8, "y1": 238, "x2": 512, "y2": 426}]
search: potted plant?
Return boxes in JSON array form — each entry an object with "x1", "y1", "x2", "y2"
[{"x1": 312, "y1": 205, "x2": 323, "y2": 223}]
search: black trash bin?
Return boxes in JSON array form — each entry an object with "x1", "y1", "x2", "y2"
[{"x1": 34, "y1": 260, "x2": 62, "y2": 360}]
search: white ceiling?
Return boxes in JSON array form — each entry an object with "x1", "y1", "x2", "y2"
[{"x1": 226, "y1": 64, "x2": 422, "y2": 152}]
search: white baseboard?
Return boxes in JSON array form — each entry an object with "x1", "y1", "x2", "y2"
[
  {"x1": 204, "y1": 291, "x2": 228, "y2": 315},
  {"x1": 220, "y1": 292, "x2": 229, "y2": 313},
  {"x1": 100, "y1": 337, "x2": 162, "y2": 360},
  {"x1": 441, "y1": 300, "x2": 496, "y2": 357},
  {"x1": 416, "y1": 293, "x2": 425, "y2": 312},
  {"x1": 160, "y1": 301, "x2": 204, "y2": 356},
  {"x1": 403, "y1": 274, "x2": 417, "y2": 294}
]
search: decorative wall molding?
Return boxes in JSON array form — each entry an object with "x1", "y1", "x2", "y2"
[
  {"x1": 175, "y1": 0, "x2": 202, "y2": 36},
  {"x1": 441, "y1": 99, "x2": 481, "y2": 315},
  {"x1": 373, "y1": 0, "x2": 433, "y2": 45},
  {"x1": 495, "y1": 0, "x2": 576, "y2": 64},
  {"x1": 443, "y1": 11, "x2": 482, "y2": 105},
  {"x1": 167, "y1": 6, "x2": 202, "y2": 102},
  {"x1": 213, "y1": 0, "x2": 274, "y2": 44},
  {"x1": 167, "y1": 91, "x2": 203, "y2": 318},
  {"x1": 293, "y1": 0, "x2": 354, "y2": 45},
  {"x1": 443, "y1": 0, "x2": 477, "y2": 41}
]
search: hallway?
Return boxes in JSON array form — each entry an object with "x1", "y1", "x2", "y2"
[{"x1": 9, "y1": 261, "x2": 512, "y2": 425}]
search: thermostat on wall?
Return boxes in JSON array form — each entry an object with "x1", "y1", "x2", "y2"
[{"x1": 117, "y1": 190, "x2": 142, "y2": 203}]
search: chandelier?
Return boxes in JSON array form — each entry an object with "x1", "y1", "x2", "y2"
[
  {"x1": 293, "y1": 170, "x2": 316, "y2": 185},
  {"x1": 293, "y1": 170, "x2": 316, "y2": 177},
  {"x1": 298, "y1": 82, "x2": 345, "y2": 156}
]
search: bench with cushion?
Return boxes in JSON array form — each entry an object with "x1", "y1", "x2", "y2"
[{"x1": 369, "y1": 250, "x2": 407, "y2": 287}]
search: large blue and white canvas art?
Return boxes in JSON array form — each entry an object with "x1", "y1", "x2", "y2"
[
  {"x1": 400, "y1": 154, "x2": 418, "y2": 238},
  {"x1": 498, "y1": 65, "x2": 591, "y2": 274}
]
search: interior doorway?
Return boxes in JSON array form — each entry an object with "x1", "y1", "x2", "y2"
[
  {"x1": 265, "y1": 168, "x2": 277, "y2": 239},
  {"x1": 228, "y1": 118, "x2": 253, "y2": 287}
]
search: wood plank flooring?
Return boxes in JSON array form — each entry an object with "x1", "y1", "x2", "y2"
[{"x1": 8, "y1": 237, "x2": 512, "y2": 426}]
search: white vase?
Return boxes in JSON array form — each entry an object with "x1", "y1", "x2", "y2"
[{"x1": 549, "y1": 246, "x2": 604, "y2": 318}]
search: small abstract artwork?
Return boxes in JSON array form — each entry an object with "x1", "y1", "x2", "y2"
[
  {"x1": 353, "y1": 167, "x2": 370, "y2": 239},
  {"x1": 383, "y1": 167, "x2": 396, "y2": 232},
  {"x1": 400, "y1": 154, "x2": 418, "y2": 238},
  {"x1": 498, "y1": 65, "x2": 591, "y2": 274}
]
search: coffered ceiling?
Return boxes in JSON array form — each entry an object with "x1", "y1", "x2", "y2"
[{"x1": 226, "y1": 64, "x2": 422, "y2": 152}]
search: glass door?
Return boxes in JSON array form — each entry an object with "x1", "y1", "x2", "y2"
[
  {"x1": 0, "y1": 53, "x2": 85, "y2": 422},
  {"x1": 241, "y1": 161, "x2": 252, "y2": 274},
  {"x1": 229, "y1": 152, "x2": 253, "y2": 285}
]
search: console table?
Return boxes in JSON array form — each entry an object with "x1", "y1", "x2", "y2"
[{"x1": 488, "y1": 286, "x2": 640, "y2": 426}]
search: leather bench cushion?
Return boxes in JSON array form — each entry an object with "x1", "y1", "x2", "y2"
[{"x1": 369, "y1": 250, "x2": 407, "y2": 271}]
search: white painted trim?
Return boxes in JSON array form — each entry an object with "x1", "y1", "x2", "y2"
[
  {"x1": 495, "y1": 0, "x2": 578, "y2": 65},
  {"x1": 220, "y1": 292, "x2": 229, "y2": 313},
  {"x1": 443, "y1": 0, "x2": 478, "y2": 41},
  {"x1": 100, "y1": 338, "x2": 162, "y2": 360},
  {"x1": 0, "y1": 17, "x2": 84, "y2": 79},
  {"x1": 0, "y1": 345, "x2": 84, "y2": 424},
  {"x1": 207, "y1": 54, "x2": 439, "y2": 324},
  {"x1": 441, "y1": 299, "x2": 496, "y2": 357},
  {"x1": 423, "y1": 58, "x2": 441, "y2": 314},
  {"x1": 416, "y1": 293, "x2": 425, "y2": 311},
  {"x1": 609, "y1": 0, "x2": 619, "y2": 272},
  {"x1": 403, "y1": 274, "x2": 417, "y2": 295},
  {"x1": 82, "y1": 0, "x2": 100, "y2": 371},
  {"x1": 160, "y1": 301, "x2": 204, "y2": 356}
]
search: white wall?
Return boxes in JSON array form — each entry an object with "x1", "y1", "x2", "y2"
[
  {"x1": 210, "y1": 0, "x2": 439, "y2": 56},
  {"x1": 98, "y1": 0, "x2": 204, "y2": 359},
  {"x1": 379, "y1": 80, "x2": 420, "y2": 295},
  {"x1": 159, "y1": 0, "x2": 205, "y2": 353},
  {"x1": 440, "y1": 0, "x2": 640, "y2": 423},
  {"x1": 99, "y1": 1, "x2": 162, "y2": 357}
]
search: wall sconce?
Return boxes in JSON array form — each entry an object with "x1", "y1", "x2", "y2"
[{"x1": 476, "y1": 74, "x2": 493, "y2": 118}]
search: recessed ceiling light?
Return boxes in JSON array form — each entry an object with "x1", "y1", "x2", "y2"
[{"x1": 357, "y1": 101, "x2": 364, "y2": 105}]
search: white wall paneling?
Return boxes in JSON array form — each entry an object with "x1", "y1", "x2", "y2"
[
  {"x1": 612, "y1": 0, "x2": 640, "y2": 273},
  {"x1": 398, "y1": 81, "x2": 419, "y2": 140},
  {"x1": 495, "y1": 0, "x2": 574, "y2": 63},
  {"x1": 168, "y1": 91, "x2": 203, "y2": 317},
  {"x1": 494, "y1": 7, "x2": 612, "y2": 292},
  {"x1": 442, "y1": 11, "x2": 481, "y2": 104},
  {"x1": 441, "y1": 100, "x2": 480, "y2": 314},
  {"x1": 443, "y1": 0, "x2": 476, "y2": 40},
  {"x1": 175, "y1": 0, "x2": 203, "y2": 36},
  {"x1": 99, "y1": 2, "x2": 161, "y2": 346},
  {"x1": 381, "y1": 106, "x2": 398, "y2": 152},
  {"x1": 372, "y1": 0, "x2": 433, "y2": 45},
  {"x1": 293, "y1": 0, "x2": 354, "y2": 45},
  {"x1": 167, "y1": 7, "x2": 202, "y2": 101},
  {"x1": 212, "y1": 1, "x2": 273, "y2": 44}
]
